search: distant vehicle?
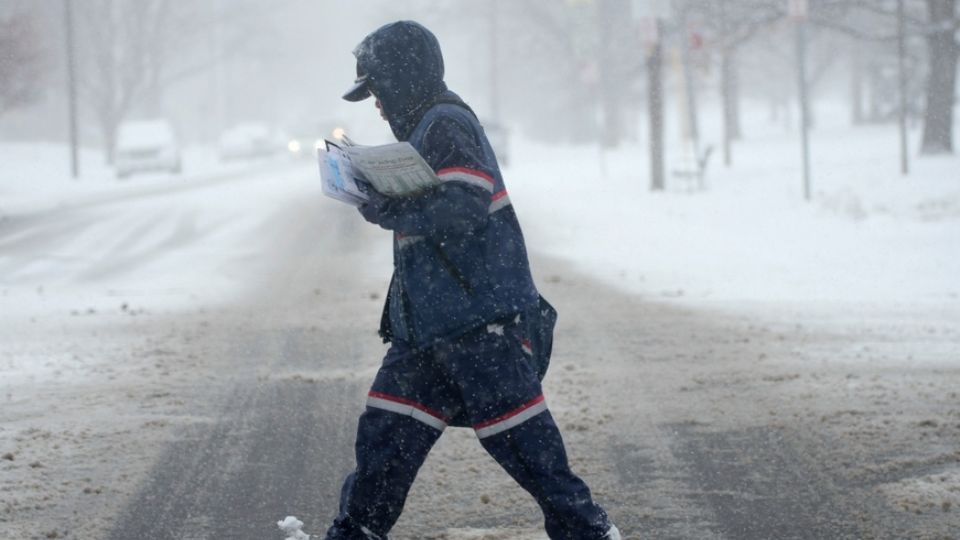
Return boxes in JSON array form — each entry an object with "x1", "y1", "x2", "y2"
[
  {"x1": 483, "y1": 121, "x2": 510, "y2": 167},
  {"x1": 285, "y1": 120, "x2": 348, "y2": 159},
  {"x1": 115, "y1": 119, "x2": 182, "y2": 179},
  {"x1": 218, "y1": 122, "x2": 280, "y2": 161},
  {"x1": 285, "y1": 130, "x2": 324, "y2": 159}
]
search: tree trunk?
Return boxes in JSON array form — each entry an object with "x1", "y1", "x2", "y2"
[
  {"x1": 721, "y1": 48, "x2": 734, "y2": 166},
  {"x1": 100, "y1": 109, "x2": 117, "y2": 165},
  {"x1": 99, "y1": 68, "x2": 117, "y2": 165},
  {"x1": 729, "y1": 54, "x2": 742, "y2": 140},
  {"x1": 598, "y1": 0, "x2": 622, "y2": 148},
  {"x1": 850, "y1": 41, "x2": 865, "y2": 125},
  {"x1": 721, "y1": 47, "x2": 743, "y2": 146},
  {"x1": 920, "y1": 0, "x2": 958, "y2": 154}
]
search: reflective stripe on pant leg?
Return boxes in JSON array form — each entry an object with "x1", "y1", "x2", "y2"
[
  {"x1": 366, "y1": 391, "x2": 449, "y2": 432},
  {"x1": 473, "y1": 394, "x2": 548, "y2": 439}
]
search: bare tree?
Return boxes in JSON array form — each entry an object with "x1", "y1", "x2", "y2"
[
  {"x1": 75, "y1": 0, "x2": 174, "y2": 163},
  {"x1": 501, "y1": 0, "x2": 645, "y2": 145},
  {"x1": 801, "y1": 0, "x2": 956, "y2": 155},
  {"x1": 596, "y1": 0, "x2": 637, "y2": 147},
  {"x1": 429, "y1": 0, "x2": 646, "y2": 145},
  {"x1": 684, "y1": 0, "x2": 783, "y2": 165},
  {"x1": 0, "y1": 9, "x2": 45, "y2": 116}
]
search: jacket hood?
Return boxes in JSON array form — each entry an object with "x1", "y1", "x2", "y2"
[{"x1": 351, "y1": 20, "x2": 448, "y2": 140}]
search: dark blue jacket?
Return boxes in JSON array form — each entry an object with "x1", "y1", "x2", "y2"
[{"x1": 353, "y1": 21, "x2": 539, "y2": 346}]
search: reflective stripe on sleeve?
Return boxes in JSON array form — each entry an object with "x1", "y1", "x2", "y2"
[
  {"x1": 437, "y1": 167, "x2": 496, "y2": 193},
  {"x1": 474, "y1": 395, "x2": 548, "y2": 439},
  {"x1": 367, "y1": 391, "x2": 448, "y2": 432},
  {"x1": 489, "y1": 190, "x2": 511, "y2": 214}
]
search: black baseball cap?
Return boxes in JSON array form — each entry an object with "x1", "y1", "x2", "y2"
[{"x1": 343, "y1": 63, "x2": 372, "y2": 102}]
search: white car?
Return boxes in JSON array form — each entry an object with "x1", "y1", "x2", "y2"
[
  {"x1": 218, "y1": 123, "x2": 280, "y2": 161},
  {"x1": 115, "y1": 119, "x2": 182, "y2": 179}
]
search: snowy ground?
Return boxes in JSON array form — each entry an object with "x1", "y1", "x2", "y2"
[
  {"x1": 1, "y1": 107, "x2": 958, "y2": 539},
  {"x1": 510, "y1": 103, "x2": 959, "y2": 305}
]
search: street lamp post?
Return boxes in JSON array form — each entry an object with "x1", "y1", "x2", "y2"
[
  {"x1": 63, "y1": 0, "x2": 80, "y2": 178},
  {"x1": 896, "y1": 0, "x2": 910, "y2": 175},
  {"x1": 647, "y1": 19, "x2": 665, "y2": 191},
  {"x1": 790, "y1": 0, "x2": 812, "y2": 201}
]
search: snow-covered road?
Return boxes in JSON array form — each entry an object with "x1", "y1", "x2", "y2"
[{"x1": 2, "y1": 129, "x2": 959, "y2": 539}]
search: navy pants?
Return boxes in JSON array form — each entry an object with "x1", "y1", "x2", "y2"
[{"x1": 325, "y1": 320, "x2": 611, "y2": 540}]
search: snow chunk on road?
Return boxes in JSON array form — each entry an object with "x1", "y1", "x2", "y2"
[{"x1": 277, "y1": 515, "x2": 311, "y2": 539}]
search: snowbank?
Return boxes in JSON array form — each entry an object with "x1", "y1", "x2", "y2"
[
  {"x1": 0, "y1": 143, "x2": 311, "y2": 317},
  {"x1": 508, "y1": 107, "x2": 959, "y2": 305}
]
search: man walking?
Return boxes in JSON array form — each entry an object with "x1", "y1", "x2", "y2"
[{"x1": 325, "y1": 20, "x2": 620, "y2": 540}]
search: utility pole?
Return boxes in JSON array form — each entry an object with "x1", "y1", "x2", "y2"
[
  {"x1": 720, "y1": 0, "x2": 733, "y2": 167},
  {"x1": 647, "y1": 19, "x2": 665, "y2": 191},
  {"x1": 63, "y1": 0, "x2": 80, "y2": 178},
  {"x1": 896, "y1": 0, "x2": 910, "y2": 175},
  {"x1": 791, "y1": 0, "x2": 812, "y2": 201},
  {"x1": 633, "y1": 0, "x2": 668, "y2": 191},
  {"x1": 679, "y1": 7, "x2": 700, "y2": 164},
  {"x1": 214, "y1": 0, "x2": 226, "y2": 135}
]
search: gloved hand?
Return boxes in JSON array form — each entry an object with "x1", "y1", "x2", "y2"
[{"x1": 356, "y1": 181, "x2": 391, "y2": 226}]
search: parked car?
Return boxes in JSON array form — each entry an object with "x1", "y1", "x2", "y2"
[
  {"x1": 115, "y1": 119, "x2": 181, "y2": 179},
  {"x1": 218, "y1": 122, "x2": 280, "y2": 161},
  {"x1": 483, "y1": 120, "x2": 510, "y2": 167}
]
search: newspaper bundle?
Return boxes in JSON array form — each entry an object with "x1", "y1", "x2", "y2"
[{"x1": 318, "y1": 136, "x2": 441, "y2": 207}]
